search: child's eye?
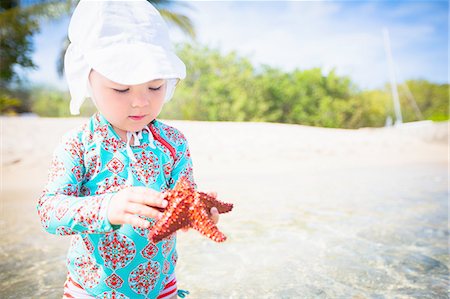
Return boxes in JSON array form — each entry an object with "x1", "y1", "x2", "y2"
[
  {"x1": 149, "y1": 86, "x2": 162, "y2": 91},
  {"x1": 113, "y1": 88, "x2": 129, "y2": 93}
]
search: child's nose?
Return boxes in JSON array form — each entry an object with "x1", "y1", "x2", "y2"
[{"x1": 131, "y1": 93, "x2": 150, "y2": 108}]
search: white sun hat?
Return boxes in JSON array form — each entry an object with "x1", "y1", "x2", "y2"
[{"x1": 64, "y1": 0, "x2": 186, "y2": 115}]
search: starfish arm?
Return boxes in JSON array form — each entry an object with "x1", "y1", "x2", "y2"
[
  {"x1": 199, "y1": 192, "x2": 233, "y2": 214},
  {"x1": 192, "y1": 206, "x2": 227, "y2": 242},
  {"x1": 148, "y1": 203, "x2": 190, "y2": 243}
]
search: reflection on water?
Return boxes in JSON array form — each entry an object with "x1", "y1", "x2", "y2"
[
  {"x1": 1, "y1": 163, "x2": 448, "y2": 298},
  {"x1": 175, "y1": 163, "x2": 448, "y2": 298}
]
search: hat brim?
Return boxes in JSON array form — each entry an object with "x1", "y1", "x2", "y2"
[{"x1": 84, "y1": 43, "x2": 186, "y2": 85}]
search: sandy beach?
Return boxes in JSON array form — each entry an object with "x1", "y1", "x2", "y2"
[{"x1": 1, "y1": 116, "x2": 448, "y2": 298}]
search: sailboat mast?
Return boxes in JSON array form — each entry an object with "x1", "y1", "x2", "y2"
[{"x1": 383, "y1": 27, "x2": 403, "y2": 125}]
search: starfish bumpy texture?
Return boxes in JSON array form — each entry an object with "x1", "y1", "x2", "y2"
[{"x1": 148, "y1": 178, "x2": 233, "y2": 243}]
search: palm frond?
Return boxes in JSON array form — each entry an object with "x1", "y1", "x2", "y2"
[{"x1": 159, "y1": 9, "x2": 196, "y2": 40}]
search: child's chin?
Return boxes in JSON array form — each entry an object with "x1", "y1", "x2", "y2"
[{"x1": 126, "y1": 121, "x2": 151, "y2": 132}]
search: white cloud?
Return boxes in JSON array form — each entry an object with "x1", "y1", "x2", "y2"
[{"x1": 181, "y1": 1, "x2": 447, "y2": 89}]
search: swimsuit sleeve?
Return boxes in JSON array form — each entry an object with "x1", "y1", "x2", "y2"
[
  {"x1": 169, "y1": 134, "x2": 196, "y2": 190},
  {"x1": 36, "y1": 132, "x2": 120, "y2": 236}
]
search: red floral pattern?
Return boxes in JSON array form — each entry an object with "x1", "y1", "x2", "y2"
[
  {"x1": 141, "y1": 242, "x2": 158, "y2": 260},
  {"x1": 65, "y1": 137, "x2": 84, "y2": 165},
  {"x1": 95, "y1": 124, "x2": 109, "y2": 139},
  {"x1": 162, "y1": 260, "x2": 170, "y2": 274},
  {"x1": 162, "y1": 162, "x2": 172, "y2": 177},
  {"x1": 178, "y1": 164, "x2": 196, "y2": 188},
  {"x1": 48, "y1": 157, "x2": 65, "y2": 183},
  {"x1": 103, "y1": 138, "x2": 126, "y2": 153},
  {"x1": 161, "y1": 235, "x2": 175, "y2": 258},
  {"x1": 37, "y1": 194, "x2": 55, "y2": 229},
  {"x1": 55, "y1": 226, "x2": 76, "y2": 236},
  {"x1": 162, "y1": 126, "x2": 184, "y2": 146},
  {"x1": 130, "y1": 151, "x2": 159, "y2": 185},
  {"x1": 55, "y1": 198, "x2": 70, "y2": 220},
  {"x1": 106, "y1": 157, "x2": 125, "y2": 174},
  {"x1": 72, "y1": 165, "x2": 83, "y2": 182},
  {"x1": 154, "y1": 140, "x2": 174, "y2": 163},
  {"x1": 74, "y1": 254, "x2": 101, "y2": 289},
  {"x1": 128, "y1": 261, "x2": 160, "y2": 295},
  {"x1": 73, "y1": 197, "x2": 104, "y2": 231},
  {"x1": 105, "y1": 273, "x2": 124, "y2": 289},
  {"x1": 82, "y1": 236, "x2": 94, "y2": 254},
  {"x1": 85, "y1": 131, "x2": 94, "y2": 144},
  {"x1": 57, "y1": 183, "x2": 80, "y2": 196},
  {"x1": 96, "y1": 290, "x2": 129, "y2": 299},
  {"x1": 95, "y1": 176, "x2": 128, "y2": 194},
  {"x1": 99, "y1": 233, "x2": 136, "y2": 270},
  {"x1": 85, "y1": 150, "x2": 102, "y2": 181},
  {"x1": 171, "y1": 251, "x2": 178, "y2": 267}
]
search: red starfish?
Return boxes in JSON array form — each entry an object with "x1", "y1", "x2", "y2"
[{"x1": 148, "y1": 178, "x2": 233, "y2": 243}]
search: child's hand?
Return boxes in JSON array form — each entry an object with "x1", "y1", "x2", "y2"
[
  {"x1": 108, "y1": 187, "x2": 168, "y2": 228},
  {"x1": 208, "y1": 192, "x2": 220, "y2": 225}
]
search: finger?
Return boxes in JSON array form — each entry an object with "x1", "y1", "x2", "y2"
[
  {"x1": 206, "y1": 191, "x2": 217, "y2": 198},
  {"x1": 129, "y1": 191, "x2": 168, "y2": 209},
  {"x1": 130, "y1": 186, "x2": 166, "y2": 200},
  {"x1": 126, "y1": 203, "x2": 163, "y2": 219},
  {"x1": 124, "y1": 213, "x2": 151, "y2": 228},
  {"x1": 210, "y1": 207, "x2": 219, "y2": 224}
]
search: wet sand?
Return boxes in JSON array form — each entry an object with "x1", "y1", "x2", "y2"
[{"x1": 1, "y1": 117, "x2": 448, "y2": 298}]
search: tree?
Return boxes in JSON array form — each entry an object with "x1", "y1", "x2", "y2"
[
  {"x1": 0, "y1": 0, "x2": 73, "y2": 88},
  {"x1": 399, "y1": 80, "x2": 449, "y2": 122}
]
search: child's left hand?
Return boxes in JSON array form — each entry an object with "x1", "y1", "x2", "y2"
[
  {"x1": 208, "y1": 192, "x2": 220, "y2": 225},
  {"x1": 181, "y1": 191, "x2": 219, "y2": 232}
]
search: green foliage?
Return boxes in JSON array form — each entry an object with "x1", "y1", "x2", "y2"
[
  {"x1": 0, "y1": 90, "x2": 21, "y2": 114},
  {"x1": 78, "y1": 97, "x2": 97, "y2": 117},
  {"x1": 0, "y1": 83, "x2": 97, "y2": 117},
  {"x1": 30, "y1": 85, "x2": 71, "y2": 117},
  {"x1": 161, "y1": 44, "x2": 261, "y2": 122},
  {"x1": 2, "y1": 41, "x2": 447, "y2": 127},
  {"x1": 161, "y1": 44, "x2": 356, "y2": 127},
  {"x1": 0, "y1": 84, "x2": 34, "y2": 113},
  {"x1": 0, "y1": 0, "x2": 74, "y2": 87},
  {"x1": 160, "y1": 43, "x2": 449, "y2": 128},
  {"x1": 0, "y1": 3, "x2": 39, "y2": 86},
  {"x1": 399, "y1": 80, "x2": 449, "y2": 122}
]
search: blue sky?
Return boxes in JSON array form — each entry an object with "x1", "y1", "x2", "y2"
[{"x1": 27, "y1": 0, "x2": 448, "y2": 91}]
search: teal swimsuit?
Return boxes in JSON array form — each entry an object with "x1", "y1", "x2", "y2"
[{"x1": 37, "y1": 112, "x2": 195, "y2": 298}]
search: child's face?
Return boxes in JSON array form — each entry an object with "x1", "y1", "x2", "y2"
[{"x1": 89, "y1": 69, "x2": 166, "y2": 133}]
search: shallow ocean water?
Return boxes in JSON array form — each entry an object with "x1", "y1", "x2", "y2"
[
  {"x1": 0, "y1": 118, "x2": 448, "y2": 298},
  {"x1": 1, "y1": 163, "x2": 448, "y2": 298},
  {"x1": 175, "y1": 163, "x2": 448, "y2": 299}
]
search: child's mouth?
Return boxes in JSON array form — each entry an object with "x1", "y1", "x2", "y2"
[{"x1": 129, "y1": 115, "x2": 146, "y2": 121}]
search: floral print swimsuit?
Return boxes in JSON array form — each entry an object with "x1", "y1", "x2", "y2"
[{"x1": 37, "y1": 112, "x2": 195, "y2": 298}]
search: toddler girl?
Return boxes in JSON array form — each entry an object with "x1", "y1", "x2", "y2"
[{"x1": 36, "y1": 1, "x2": 218, "y2": 298}]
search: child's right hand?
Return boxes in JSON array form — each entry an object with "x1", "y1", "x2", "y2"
[{"x1": 107, "y1": 187, "x2": 168, "y2": 228}]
